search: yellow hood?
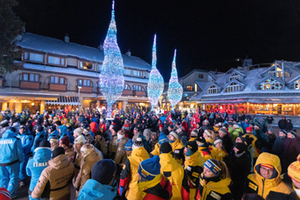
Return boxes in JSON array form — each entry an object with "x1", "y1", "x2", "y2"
[
  {"x1": 160, "y1": 153, "x2": 181, "y2": 172},
  {"x1": 132, "y1": 147, "x2": 149, "y2": 160},
  {"x1": 170, "y1": 139, "x2": 183, "y2": 151},
  {"x1": 185, "y1": 151, "x2": 204, "y2": 169}
]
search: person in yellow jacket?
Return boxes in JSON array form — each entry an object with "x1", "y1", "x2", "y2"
[
  {"x1": 119, "y1": 138, "x2": 149, "y2": 200},
  {"x1": 203, "y1": 129, "x2": 215, "y2": 146},
  {"x1": 196, "y1": 136, "x2": 213, "y2": 162},
  {"x1": 211, "y1": 139, "x2": 227, "y2": 161},
  {"x1": 197, "y1": 159, "x2": 232, "y2": 200},
  {"x1": 184, "y1": 141, "x2": 204, "y2": 200},
  {"x1": 150, "y1": 132, "x2": 168, "y2": 157},
  {"x1": 242, "y1": 127, "x2": 261, "y2": 161},
  {"x1": 288, "y1": 154, "x2": 300, "y2": 199},
  {"x1": 159, "y1": 142, "x2": 190, "y2": 200},
  {"x1": 246, "y1": 152, "x2": 295, "y2": 199},
  {"x1": 189, "y1": 130, "x2": 198, "y2": 142},
  {"x1": 168, "y1": 131, "x2": 184, "y2": 165}
]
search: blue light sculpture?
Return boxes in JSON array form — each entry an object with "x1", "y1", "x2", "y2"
[
  {"x1": 147, "y1": 35, "x2": 164, "y2": 110},
  {"x1": 99, "y1": 0, "x2": 124, "y2": 118},
  {"x1": 167, "y1": 49, "x2": 183, "y2": 109}
]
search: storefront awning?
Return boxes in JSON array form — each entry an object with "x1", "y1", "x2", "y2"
[{"x1": 45, "y1": 96, "x2": 79, "y2": 105}]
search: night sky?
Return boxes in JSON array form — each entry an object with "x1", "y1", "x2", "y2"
[{"x1": 13, "y1": 0, "x2": 300, "y2": 80}]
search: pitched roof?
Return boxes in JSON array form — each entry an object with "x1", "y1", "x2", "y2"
[{"x1": 16, "y1": 33, "x2": 151, "y2": 71}]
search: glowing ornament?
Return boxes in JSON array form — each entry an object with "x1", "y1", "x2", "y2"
[
  {"x1": 99, "y1": 0, "x2": 124, "y2": 118},
  {"x1": 167, "y1": 49, "x2": 183, "y2": 109},
  {"x1": 147, "y1": 35, "x2": 164, "y2": 110}
]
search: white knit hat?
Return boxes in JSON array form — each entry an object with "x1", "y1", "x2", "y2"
[
  {"x1": 169, "y1": 131, "x2": 178, "y2": 140},
  {"x1": 214, "y1": 139, "x2": 222, "y2": 146},
  {"x1": 191, "y1": 130, "x2": 198, "y2": 137},
  {"x1": 74, "y1": 135, "x2": 86, "y2": 144},
  {"x1": 204, "y1": 130, "x2": 211, "y2": 137},
  {"x1": 74, "y1": 127, "x2": 84, "y2": 137},
  {"x1": 233, "y1": 124, "x2": 240, "y2": 129}
]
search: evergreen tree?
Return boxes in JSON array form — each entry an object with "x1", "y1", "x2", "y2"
[{"x1": 0, "y1": 0, "x2": 24, "y2": 75}]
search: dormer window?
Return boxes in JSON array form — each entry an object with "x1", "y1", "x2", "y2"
[
  {"x1": 295, "y1": 79, "x2": 300, "y2": 89},
  {"x1": 229, "y1": 73, "x2": 241, "y2": 81},
  {"x1": 23, "y1": 51, "x2": 44, "y2": 63},
  {"x1": 225, "y1": 82, "x2": 242, "y2": 93},
  {"x1": 207, "y1": 85, "x2": 219, "y2": 94},
  {"x1": 268, "y1": 67, "x2": 290, "y2": 78},
  {"x1": 259, "y1": 78, "x2": 283, "y2": 90},
  {"x1": 186, "y1": 85, "x2": 193, "y2": 91},
  {"x1": 79, "y1": 61, "x2": 94, "y2": 70}
]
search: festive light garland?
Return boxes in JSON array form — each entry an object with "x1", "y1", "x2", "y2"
[
  {"x1": 147, "y1": 34, "x2": 164, "y2": 109},
  {"x1": 99, "y1": 0, "x2": 124, "y2": 118},
  {"x1": 168, "y1": 49, "x2": 183, "y2": 109}
]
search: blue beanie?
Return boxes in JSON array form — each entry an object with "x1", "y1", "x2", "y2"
[
  {"x1": 125, "y1": 139, "x2": 133, "y2": 151},
  {"x1": 159, "y1": 132, "x2": 168, "y2": 145},
  {"x1": 138, "y1": 155, "x2": 161, "y2": 181}
]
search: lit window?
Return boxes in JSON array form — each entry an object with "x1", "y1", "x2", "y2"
[
  {"x1": 294, "y1": 79, "x2": 300, "y2": 90},
  {"x1": 186, "y1": 85, "x2": 193, "y2": 91},
  {"x1": 48, "y1": 56, "x2": 61, "y2": 65},
  {"x1": 207, "y1": 85, "x2": 219, "y2": 94},
  {"x1": 80, "y1": 61, "x2": 94, "y2": 70},
  {"x1": 225, "y1": 82, "x2": 242, "y2": 92},
  {"x1": 23, "y1": 73, "x2": 39, "y2": 82},
  {"x1": 29, "y1": 53, "x2": 44, "y2": 62},
  {"x1": 259, "y1": 78, "x2": 283, "y2": 90}
]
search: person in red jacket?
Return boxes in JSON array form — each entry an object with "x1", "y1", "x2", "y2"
[{"x1": 137, "y1": 155, "x2": 172, "y2": 200}]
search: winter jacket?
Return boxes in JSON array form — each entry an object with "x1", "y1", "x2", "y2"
[
  {"x1": 286, "y1": 120, "x2": 293, "y2": 131},
  {"x1": 211, "y1": 147, "x2": 227, "y2": 161},
  {"x1": 160, "y1": 153, "x2": 189, "y2": 200},
  {"x1": 231, "y1": 127, "x2": 244, "y2": 143},
  {"x1": 184, "y1": 151, "x2": 204, "y2": 200},
  {"x1": 150, "y1": 138, "x2": 158, "y2": 150},
  {"x1": 119, "y1": 147, "x2": 149, "y2": 200},
  {"x1": 114, "y1": 137, "x2": 128, "y2": 164},
  {"x1": 32, "y1": 131, "x2": 46, "y2": 152},
  {"x1": 254, "y1": 129, "x2": 267, "y2": 148},
  {"x1": 178, "y1": 132, "x2": 188, "y2": 147},
  {"x1": 272, "y1": 136, "x2": 286, "y2": 160},
  {"x1": 26, "y1": 147, "x2": 52, "y2": 193},
  {"x1": 109, "y1": 135, "x2": 118, "y2": 156},
  {"x1": 242, "y1": 122, "x2": 250, "y2": 133},
  {"x1": 0, "y1": 129, "x2": 23, "y2": 164},
  {"x1": 65, "y1": 146, "x2": 75, "y2": 163},
  {"x1": 17, "y1": 132, "x2": 33, "y2": 157},
  {"x1": 96, "y1": 137, "x2": 107, "y2": 155},
  {"x1": 150, "y1": 143, "x2": 160, "y2": 157},
  {"x1": 282, "y1": 137, "x2": 300, "y2": 173},
  {"x1": 138, "y1": 174, "x2": 172, "y2": 200},
  {"x1": 198, "y1": 143, "x2": 213, "y2": 162},
  {"x1": 267, "y1": 116, "x2": 274, "y2": 124},
  {"x1": 225, "y1": 151, "x2": 251, "y2": 200},
  {"x1": 78, "y1": 179, "x2": 118, "y2": 200},
  {"x1": 31, "y1": 154, "x2": 74, "y2": 200},
  {"x1": 170, "y1": 139, "x2": 184, "y2": 165},
  {"x1": 0, "y1": 126, "x2": 10, "y2": 138},
  {"x1": 48, "y1": 130, "x2": 59, "y2": 141},
  {"x1": 246, "y1": 152, "x2": 295, "y2": 199},
  {"x1": 198, "y1": 174, "x2": 232, "y2": 200},
  {"x1": 12, "y1": 122, "x2": 20, "y2": 134},
  {"x1": 74, "y1": 150, "x2": 101, "y2": 191},
  {"x1": 220, "y1": 134, "x2": 233, "y2": 155},
  {"x1": 243, "y1": 133, "x2": 261, "y2": 158}
]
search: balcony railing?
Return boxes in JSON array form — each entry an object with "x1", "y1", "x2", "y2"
[
  {"x1": 122, "y1": 90, "x2": 131, "y2": 96},
  {"x1": 20, "y1": 81, "x2": 40, "y2": 90},
  {"x1": 49, "y1": 83, "x2": 67, "y2": 91},
  {"x1": 79, "y1": 86, "x2": 93, "y2": 93},
  {"x1": 133, "y1": 90, "x2": 146, "y2": 97}
]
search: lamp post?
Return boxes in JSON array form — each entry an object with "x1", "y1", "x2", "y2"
[{"x1": 78, "y1": 80, "x2": 82, "y2": 112}]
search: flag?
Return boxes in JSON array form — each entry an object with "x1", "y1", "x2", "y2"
[{"x1": 166, "y1": 114, "x2": 173, "y2": 125}]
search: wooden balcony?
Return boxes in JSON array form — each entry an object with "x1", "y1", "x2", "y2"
[
  {"x1": 122, "y1": 90, "x2": 131, "y2": 96},
  {"x1": 49, "y1": 83, "x2": 67, "y2": 91},
  {"x1": 79, "y1": 86, "x2": 93, "y2": 93},
  {"x1": 20, "y1": 81, "x2": 40, "y2": 90},
  {"x1": 133, "y1": 90, "x2": 146, "y2": 97}
]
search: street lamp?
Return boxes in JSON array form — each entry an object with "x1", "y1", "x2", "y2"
[{"x1": 78, "y1": 80, "x2": 82, "y2": 112}]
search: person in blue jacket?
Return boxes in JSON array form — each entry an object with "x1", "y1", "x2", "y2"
[
  {"x1": 31, "y1": 126, "x2": 46, "y2": 152},
  {"x1": 58, "y1": 125, "x2": 75, "y2": 143},
  {"x1": 66, "y1": 125, "x2": 74, "y2": 144},
  {"x1": 47, "y1": 125, "x2": 59, "y2": 142},
  {"x1": 26, "y1": 140, "x2": 52, "y2": 200},
  {"x1": 17, "y1": 125, "x2": 34, "y2": 186},
  {"x1": 78, "y1": 159, "x2": 118, "y2": 200},
  {"x1": 0, "y1": 127, "x2": 23, "y2": 198}
]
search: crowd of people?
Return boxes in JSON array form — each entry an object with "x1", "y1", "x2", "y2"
[{"x1": 0, "y1": 107, "x2": 299, "y2": 200}]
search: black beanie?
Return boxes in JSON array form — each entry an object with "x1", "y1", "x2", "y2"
[
  {"x1": 160, "y1": 142, "x2": 172, "y2": 154},
  {"x1": 37, "y1": 125, "x2": 44, "y2": 132},
  {"x1": 91, "y1": 159, "x2": 117, "y2": 185},
  {"x1": 162, "y1": 129, "x2": 169, "y2": 136},
  {"x1": 52, "y1": 147, "x2": 65, "y2": 159},
  {"x1": 39, "y1": 140, "x2": 50, "y2": 148},
  {"x1": 186, "y1": 141, "x2": 198, "y2": 153},
  {"x1": 55, "y1": 121, "x2": 62, "y2": 126},
  {"x1": 234, "y1": 143, "x2": 246, "y2": 154}
]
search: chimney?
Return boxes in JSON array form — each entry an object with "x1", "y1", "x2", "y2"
[
  {"x1": 64, "y1": 34, "x2": 69, "y2": 43},
  {"x1": 126, "y1": 49, "x2": 131, "y2": 57},
  {"x1": 98, "y1": 43, "x2": 103, "y2": 51},
  {"x1": 215, "y1": 69, "x2": 218, "y2": 74}
]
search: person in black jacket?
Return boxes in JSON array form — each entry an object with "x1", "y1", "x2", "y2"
[
  {"x1": 286, "y1": 119, "x2": 293, "y2": 132},
  {"x1": 263, "y1": 128, "x2": 276, "y2": 153},
  {"x1": 218, "y1": 128, "x2": 233, "y2": 155},
  {"x1": 278, "y1": 116, "x2": 287, "y2": 130},
  {"x1": 225, "y1": 143, "x2": 251, "y2": 200},
  {"x1": 267, "y1": 115, "x2": 274, "y2": 129}
]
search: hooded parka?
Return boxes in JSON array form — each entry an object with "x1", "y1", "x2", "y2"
[
  {"x1": 31, "y1": 154, "x2": 74, "y2": 200},
  {"x1": 119, "y1": 147, "x2": 149, "y2": 200},
  {"x1": 74, "y1": 150, "x2": 101, "y2": 191},
  {"x1": 170, "y1": 139, "x2": 184, "y2": 165},
  {"x1": 114, "y1": 137, "x2": 129, "y2": 164},
  {"x1": 246, "y1": 152, "x2": 295, "y2": 199}
]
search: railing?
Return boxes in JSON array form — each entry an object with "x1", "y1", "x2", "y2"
[{"x1": 20, "y1": 80, "x2": 40, "y2": 90}]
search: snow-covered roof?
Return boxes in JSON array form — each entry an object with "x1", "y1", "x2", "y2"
[
  {"x1": 16, "y1": 33, "x2": 151, "y2": 71},
  {"x1": 22, "y1": 63, "x2": 149, "y2": 84}
]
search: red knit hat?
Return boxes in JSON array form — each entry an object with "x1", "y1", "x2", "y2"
[
  {"x1": 159, "y1": 124, "x2": 163, "y2": 129},
  {"x1": 0, "y1": 188, "x2": 10, "y2": 200},
  {"x1": 246, "y1": 127, "x2": 252, "y2": 133},
  {"x1": 60, "y1": 136, "x2": 70, "y2": 147}
]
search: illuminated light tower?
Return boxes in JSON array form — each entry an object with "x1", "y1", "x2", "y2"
[
  {"x1": 99, "y1": 0, "x2": 124, "y2": 118},
  {"x1": 167, "y1": 49, "x2": 183, "y2": 110},
  {"x1": 147, "y1": 35, "x2": 164, "y2": 110}
]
